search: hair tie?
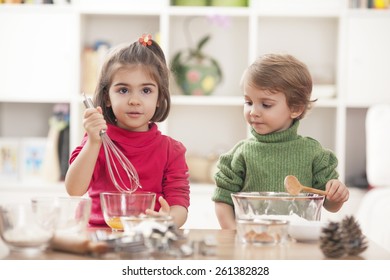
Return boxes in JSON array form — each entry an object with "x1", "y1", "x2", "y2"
[{"x1": 139, "y1": 34, "x2": 152, "y2": 46}]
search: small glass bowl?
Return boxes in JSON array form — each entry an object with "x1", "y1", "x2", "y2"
[
  {"x1": 121, "y1": 215, "x2": 174, "y2": 235},
  {"x1": 236, "y1": 218, "x2": 289, "y2": 245},
  {"x1": 100, "y1": 192, "x2": 156, "y2": 231},
  {"x1": 0, "y1": 202, "x2": 59, "y2": 253}
]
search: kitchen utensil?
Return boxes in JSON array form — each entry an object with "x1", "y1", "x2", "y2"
[
  {"x1": 31, "y1": 196, "x2": 92, "y2": 237},
  {"x1": 100, "y1": 192, "x2": 156, "y2": 231},
  {"x1": 236, "y1": 218, "x2": 289, "y2": 245},
  {"x1": 231, "y1": 192, "x2": 325, "y2": 221},
  {"x1": 284, "y1": 175, "x2": 327, "y2": 196},
  {"x1": 0, "y1": 202, "x2": 59, "y2": 253},
  {"x1": 83, "y1": 93, "x2": 141, "y2": 193},
  {"x1": 288, "y1": 220, "x2": 328, "y2": 242}
]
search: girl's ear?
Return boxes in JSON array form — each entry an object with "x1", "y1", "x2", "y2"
[{"x1": 105, "y1": 94, "x2": 111, "y2": 107}]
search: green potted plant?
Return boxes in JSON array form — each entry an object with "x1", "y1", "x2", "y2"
[{"x1": 171, "y1": 34, "x2": 223, "y2": 96}]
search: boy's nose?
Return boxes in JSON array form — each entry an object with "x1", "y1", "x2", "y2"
[{"x1": 250, "y1": 106, "x2": 260, "y2": 117}]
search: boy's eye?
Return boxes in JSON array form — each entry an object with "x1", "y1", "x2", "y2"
[{"x1": 262, "y1": 103, "x2": 272, "y2": 108}]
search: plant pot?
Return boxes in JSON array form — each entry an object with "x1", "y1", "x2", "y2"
[
  {"x1": 172, "y1": 0, "x2": 208, "y2": 6},
  {"x1": 176, "y1": 64, "x2": 221, "y2": 96},
  {"x1": 210, "y1": 0, "x2": 247, "y2": 6}
]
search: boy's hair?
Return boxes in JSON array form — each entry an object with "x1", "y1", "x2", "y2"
[
  {"x1": 94, "y1": 39, "x2": 170, "y2": 124},
  {"x1": 242, "y1": 53, "x2": 315, "y2": 119}
]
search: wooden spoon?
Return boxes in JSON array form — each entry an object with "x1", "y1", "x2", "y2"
[{"x1": 284, "y1": 175, "x2": 327, "y2": 196}]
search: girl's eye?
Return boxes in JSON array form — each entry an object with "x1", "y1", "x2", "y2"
[
  {"x1": 244, "y1": 100, "x2": 252, "y2": 106},
  {"x1": 119, "y1": 88, "x2": 128, "y2": 94},
  {"x1": 142, "y1": 87, "x2": 152, "y2": 94}
]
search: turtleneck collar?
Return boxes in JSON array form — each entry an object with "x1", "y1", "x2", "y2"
[
  {"x1": 250, "y1": 120, "x2": 300, "y2": 143},
  {"x1": 105, "y1": 122, "x2": 161, "y2": 148}
]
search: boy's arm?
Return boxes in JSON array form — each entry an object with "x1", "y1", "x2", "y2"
[
  {"x1": 323, "y1": 179, "x2": 349, "y2": 212},
  {"x1": 215, "y1": 202, "x2": 236, "y2": 229}
]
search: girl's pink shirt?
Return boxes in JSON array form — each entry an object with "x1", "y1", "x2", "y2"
[{"x1": 69, "y1": 123, "x2": 190, "y2": 226}]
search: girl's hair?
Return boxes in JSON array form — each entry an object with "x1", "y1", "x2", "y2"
[
  {"x1": 94, "y1": 39, "x2": 170, "y2": 124},
  {"x1": 242, "y1": 53, "x2": 315, "y2": 119}
]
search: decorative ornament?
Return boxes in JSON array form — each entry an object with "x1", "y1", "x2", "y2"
[
  {"x1": 171, "y1": 17, "x2": 223, "y2": 96},
  {"x1": 139, "y1": 34, "x2": 152, "y2": 46},
  {"x1": 341, "y1": 215, "x2": 368, "y2": 256},
  {"x1": 320, "y1": 221, "x2": 345, "y2": 258},
  {"x1": 320, "y1": 215, "x2": 368, "y2": 259}
]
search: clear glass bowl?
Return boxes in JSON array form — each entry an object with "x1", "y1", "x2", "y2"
[
  {"x1": 31, "y1": 196, "x2": 92, "y2": 237},
  {"x1": 231, "y1": 192, "x2": 325, "y2": 221},
  {"x1": 0, "y1": 202, "x2": 59, "y2": 253},
  {"x1": 232, "y1": 192, "x2": 325, "y2": 245},
  {"x1": 100, "y1": 192, "x2": 156, "y2": 231},
  {"x1": 236, "y1": 218, "x2": 289, "y2": 245}
]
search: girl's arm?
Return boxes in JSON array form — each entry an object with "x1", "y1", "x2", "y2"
[
  {"x1": 170, "y1": 206, "x2": 188, "y2": 228},
  {"x1": 145, "y1": 196, "x2": 188, "y2": 228},
  {"x1": 65, "y1": 107, "x2": 106, "y2": 196},
  {"x1": 215, "y1": 202, "x2": 236, "y2": 229}
]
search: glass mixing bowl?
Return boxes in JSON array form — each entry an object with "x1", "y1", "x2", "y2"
[
  {"x1": 100, "y1": 192, "x2": 156, "y2": 231},
  {"x1": 231, "y1": 192, "x2": 325, "y2": 221},
  {"x1": 0, "y1": 201, "x2": 59, "y2": 253},
  {"x1": 232, "y1": 192, "x2": 325, "y2": 244}
]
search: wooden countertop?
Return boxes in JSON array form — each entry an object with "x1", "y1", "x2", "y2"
[{"x1": 1, "y1": 229, "x2": 389, "y2": 260}]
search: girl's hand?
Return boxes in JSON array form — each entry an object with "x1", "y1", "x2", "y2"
[
  {"x1": 145, "y1": 196, "x2": 171, "y2": 217},
  {"x1": 83, "y1": 106, "x2": 107, "y2": 143},
  {"x1": 325, "y1": 179, "x2": 349, "y2": 204}
]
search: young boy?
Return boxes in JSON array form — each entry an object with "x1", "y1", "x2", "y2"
[{"x1": 212, "y1": 54, "x2": 349, "y2": 229}]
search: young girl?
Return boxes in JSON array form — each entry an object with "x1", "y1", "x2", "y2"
[
  {"x1": 212, "y1": 53, "x2": 349, "y2": 229},
  {"x1": 65, "y1": 35, "x2": 190, "y2": 228}
]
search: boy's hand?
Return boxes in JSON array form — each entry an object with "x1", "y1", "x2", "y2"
[{"x1": 325, "y1": 179, "x2": 349, "y2": 204}]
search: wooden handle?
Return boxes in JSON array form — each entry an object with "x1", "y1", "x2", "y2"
[
  {"x1": 51, "y1": 233, "x2": 109, "y2": 255},
  {"x1": 301, "y1": 186, "x2": 327, "y2": 196}
]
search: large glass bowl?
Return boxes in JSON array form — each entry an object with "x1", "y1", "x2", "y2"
[
  {"x1": 232, "y1": 192, "x2": 325, "y2": 245},
  {"x1": 231, "y1": 192, "x2": 325, "y2": 221},
  {"x1": 100, "y1": 192, "x2": 156, "y2": 231}
]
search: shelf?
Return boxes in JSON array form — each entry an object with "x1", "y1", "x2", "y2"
[
  {"x1": 172, "y1": 95, "x2": 243, "y2": 106},
  {"x1": 172, "y1": 84, "x2": 337, "y2": 108},
  {"x1": 0, "y1": 182, "x2": 65, "y2": 192},
  {"x1": 251, "y1": 0, "x2": 343, "y2": 17},
  {"x1": 1, "y1": 0, "x2": 386, "y2": 191},
  {"x1": 168, "y1": 6, "x2": 250, "y2": 17}
]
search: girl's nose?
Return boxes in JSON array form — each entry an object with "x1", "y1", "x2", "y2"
[{"x1": 128, "y1": 93, "x2": 140, "y2": 105}]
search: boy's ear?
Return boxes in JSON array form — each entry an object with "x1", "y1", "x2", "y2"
[{"x1": 290, "y1": 106, "x2": 304, "y2": 119}]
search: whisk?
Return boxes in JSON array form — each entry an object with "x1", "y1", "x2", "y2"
[{"x1": 83, "y1": 93, "x2": 141, "y2": 193}]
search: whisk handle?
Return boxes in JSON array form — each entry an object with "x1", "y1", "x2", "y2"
[
  {"x1": 82, "y1": 93, "x2": 95, "y2": 109},
  {"x1": 82, "y1": 93, "x2": 108, "y2": 136}
]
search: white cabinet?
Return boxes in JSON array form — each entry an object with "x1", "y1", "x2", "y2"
[
  {"x1": 0, "y1": 5, "x2": 77, "y2": 102},
  {"x1": 345, "y1": 11, "x2": 390, "y2": 106},
  {"x1": 1, "y1": 1, "x2": 389, "y2": 212}
]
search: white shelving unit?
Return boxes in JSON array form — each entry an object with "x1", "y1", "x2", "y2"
[{"x1": 1, "y1": 0, "x2": 389, "y2": 227}]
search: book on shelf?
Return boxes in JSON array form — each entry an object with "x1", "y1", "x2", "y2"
[{"x1": 0, "y1": 138, "x2": 20, "y2": 181}]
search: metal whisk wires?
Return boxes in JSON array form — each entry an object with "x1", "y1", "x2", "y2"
[{"x1": 83, "y1": 93, "x2": 141, "y2": 193}]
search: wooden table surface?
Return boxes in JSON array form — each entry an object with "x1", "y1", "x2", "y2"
[{"x1": 1, "y1": 229, "x2": 389, "y2": 260}]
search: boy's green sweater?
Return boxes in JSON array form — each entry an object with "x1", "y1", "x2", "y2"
[{"x1": 212, "y1": 121, "x2": 339, "y2": 206}]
